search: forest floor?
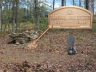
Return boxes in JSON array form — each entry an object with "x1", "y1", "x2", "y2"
[{"x1": 0, "y1": 29, "x2": 96, "y2": 72}]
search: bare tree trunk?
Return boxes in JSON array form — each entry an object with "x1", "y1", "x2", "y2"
[
  {"x1": 3, "y1": 23, "x2": 7, "y2": 37},
  {"x1": 24, "y1": 8, "x2": 26, "y2": 14},
  {"x1": 12, "y1": 0, "x2": 15, "y2": 33},
  {"x1": 61, "y1": 0, "x2": 64, "y2": 6},
  {"x1": 3, "y1": 2, "x2": 8, "y2": 37},
  {"x1": 37, "y1": 15, "x2": 39, "y2": 30},
  {"x1": 30, "y1": 6, "x2": 31, "y2": 15},
  {"x1": 91, "y1": 0, "x2": 94, "y2": 19},
  {"x1": 1, "y1": 8, "x2": 3, "y2": 29},
  {"x1": 79, "y1": 0, "x2": 81, "y2": 7},
  {"x1": 34, "y1": 0, "x2": 37, "y2": 26},
  {"x1": 61, "y1": 0, "x2": 66, "y2": 6},
  {"x1": 0, "y1": 1, "x2": 2, "y2": 30},
  {"x1": 27, "y1": 5, "x2": 28, "y2": 16},
  {"x1": 53, "y1": 0, "x2": 55, "y2": 10},
  {"x1": 64, "y1": 0, "x2": 66, "y2": 6},
  {"x1": 27, "y1": 0, "x2": 29, "y2": 17},
  {"x1": 34, "y1": 0, "x2": 39, "y2": 30},
  {"x1": 86, "y1": 0, "x2": 89, "y2": 10},
  {"x1": 8, "y1": 4, "x2": 10, "y2": 31},
  {"x1": 73, "y1": 0, "x2": 75, "y2": 5},
  {"x1": 6, "y1": 2, "x2": 9, "y2": 32},
  {"x1": 8, "y1": 2, "x2": 11, "y2": 31},
  {"x1": 16, "y1": 0, "x2": 19, "y2": 32}
]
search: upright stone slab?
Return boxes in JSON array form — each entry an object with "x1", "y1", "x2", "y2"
[{"x1": 67, "y1": 35, "x2": 76, "y2": 52}]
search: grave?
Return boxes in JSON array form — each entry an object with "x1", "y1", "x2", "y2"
[{"x1": 27, "y1": 6, "x2": 93, "y2": 51}]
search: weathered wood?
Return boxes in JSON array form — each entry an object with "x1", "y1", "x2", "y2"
[{"x1": 67, "y1": 35, "x2": 76, "y2": 52}]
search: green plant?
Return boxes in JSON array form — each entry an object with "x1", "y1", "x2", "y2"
[
  {"x1": 10, "y1": 56, "x2": 15, "y2": 61},
  {"x1": 93, "y1": 33, "x2": 96, "y2": 37},
  {"x1": 78, "y1": 36, "x2": 86, "y2": 41},
  {"x1": 92, "y1": 23, "x2": 96, "y2": 31},
  {"x1": 84, "y1": 43, "x2": 87, "y2": 46},
  {"x1": 26, "y1": 21, "x2": 32, "y2": 25},
  {"x1": 39, "y1": 18, "x2": 44, "y2": 23},
  {"x1": 76, "y1": 35, "x2": 80, "y2": 39},
  {"x1": 1, "y1": 56, "x2": 7, "y2": 60},
  {"x1": 82, "y1": 37, "x2": 86, "y2": 41},
  {"x1": 39, "y1": 23, "x2": 48, "y2": 31},
  {"x1": 62, "y1": 38, "x2": 65, "y2": 42},
  {"x1": 66, "y1": 30, "x2": 69, "y2": 34},
  {"x1": 84, "y1": 43, "x2": 90, "y2": 46},
  {"x1": 83, "y1": 30, "x2": 88, "y2": 35},
  {"x1": 76, "y1": 42, "x2": 79, "y2": 45}
]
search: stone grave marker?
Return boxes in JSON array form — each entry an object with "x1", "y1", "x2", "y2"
[{"x1": 67, "y1": 35, "x2": 76, "y2": 52}]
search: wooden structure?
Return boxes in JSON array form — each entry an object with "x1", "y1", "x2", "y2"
[
  {"x1": 32, "y1": 6, "x2": 93, "y2": 45},
  {"x1": 48, "y1": 6, "x2": 93, "y2": 29}
]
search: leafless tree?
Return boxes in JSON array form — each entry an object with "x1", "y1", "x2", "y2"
[
  {"x1": 73, "y1": 0, "x2": 75, "y2": 5},
  {"x1": 64, "y1": 0, "x2": 66, "y2": 6},
  {"x1": 91, "y1": 0, "x2": 94, "y2": 19},
  {"x1": 34, "y1": 0, "x2": 39, "y2": 30},
  {"x1": 16, "y1": 0, "x2": 19, "y2": 32},
  {"x1": 61, "y1": 0, "x2": 64, "y2": 6},
  {"x1": 85, "y1": 0, "x2": 89, "y2": 10},
  {"x1": 53, "y1": 0, "x2": 55, "y2": 10},
  {"x1": 12, "y1": 0, "x2": 15, "y2": 33},
  {"x1": 61, "y1": 0, "x2": 66, "y2": 6},
  {"x1": 79, "y1": 0, "x2": 81, "y2": 7},
  {"x1": 0, "y1": 0, "x2": 2, "y2": 30}
]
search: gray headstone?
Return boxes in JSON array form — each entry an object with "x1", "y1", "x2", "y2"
[{"x1": 67, "y1": 35, "x2": 76, "y2": 52}]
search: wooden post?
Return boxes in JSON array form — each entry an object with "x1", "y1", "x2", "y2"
[{"x1": 32, "y1": 25, "x2": 53, "y2": 45}]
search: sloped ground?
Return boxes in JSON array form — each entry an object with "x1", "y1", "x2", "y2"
[{"x1": 0, "y1": 30, "x2": 96, "y2": 72}]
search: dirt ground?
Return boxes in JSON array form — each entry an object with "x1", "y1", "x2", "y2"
[{"x1": 0, "y1": 30, "x2": 96, "y2": 72}]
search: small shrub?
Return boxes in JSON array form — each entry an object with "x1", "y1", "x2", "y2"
[
  {"x1": 83, "y1": 30, "x2": 88, "y2": 35},
  {"x1": 39, "y1": 23, "x2": 48, "y2": 31},
  {"x1": 26, "y1": 21, "x2": 32, "y2": 25},
  {"x1": 39, "y1": 18, "x2": 44, "y2": 23}
]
